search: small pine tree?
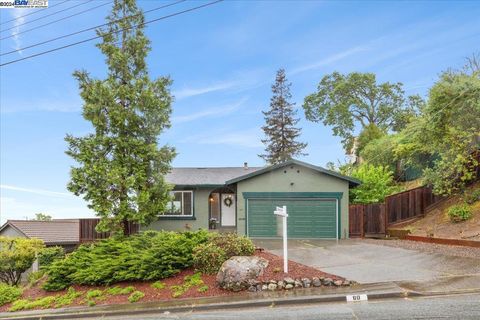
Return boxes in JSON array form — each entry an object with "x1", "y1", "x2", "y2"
[
  {"x1": 65, "y1": 0, "x2": 175, "y2": 234},
  {"x1": 259, "y1": 69, "x2": 307, "y2": 164}
]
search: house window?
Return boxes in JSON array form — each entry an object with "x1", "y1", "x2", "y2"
[{"x1": 163, "y1": 191, "x2": 193, "y2": 216}]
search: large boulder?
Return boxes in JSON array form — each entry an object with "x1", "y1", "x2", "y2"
[{"x1": 216, "y1": 256, "x2": 269, "y2": 291}]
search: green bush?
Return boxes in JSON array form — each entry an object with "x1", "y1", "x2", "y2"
[
  {"x1": 448, "y1": 204, "x2": 473, "y2": 222},
  {"x1": 27, "y1": 270, "x2": 45, "y2": 286},
  {"x1": 38, "y1": 247, "x2": 65, "y2": 270},
  {"x1": 105, "y1": 286, "x2": 135, "y2": 295},
  {"x1": 0, "y1": 237, "x2": 44, "y2": 285},
  {"x1": 465, "y1": 188, "x2": 480, "y2": 205},
  {"x1": 192, "y1": 242, "x2": 227, "y2": 274},
  {"x1": 192, "y1": 233, "x2": 255, "y2": 275},
  {"x1": 127, "y1": 291, "x2": 144, "y2": 303},
  {"x1": 210, "y1": 233, "x2": 255, "y2": 257},
  {"x1": 151, "y1": 281, "x2": 165, "y2": 290},
  {"x1": 10, "y1": 296, "x2": 56, "y2": 312},
  {"x1": 349, "y1": 164, "x2": 400, "y2": 204},
  {"x1": 43, "y1": 230, "x2": 210, "y2": 291},
  {"x1": 0, "y1": 284, "x2": 22, "y2": 306}
]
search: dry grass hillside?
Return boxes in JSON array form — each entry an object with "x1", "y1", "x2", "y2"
[{"x1": 401, "y1": 181, "x2": 480, "y2": 241}]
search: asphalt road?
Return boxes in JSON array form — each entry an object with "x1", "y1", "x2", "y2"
[{"x1": 107, "y1": 293, "x2": 480, "y2": 320}]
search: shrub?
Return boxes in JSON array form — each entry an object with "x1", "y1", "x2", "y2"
[
  {"x1": 151, "y1": 281, "x2": 165, "y2": 290},
  {"x1": 210, "y1": 233, "x2": 255, "y2": 257},
  {"x1": 105, "y1": 286, "x2": 135, "y2": 295},
  {"x1": 0, "y1": 284, "x2": 22, "y2": 306},
  {"x1": 0, "y1": 237, "x2": 44, "y2": 285},
  {"x1": 27, "y1": 270, "x2": 45, "y2": 286},
  {"x1": 54, "y1": 287, "x2": 81, "y2": 308},
  {"x1": 86, "y1": 289, "x2": 103, "y2": 300},
  {"x1": 465, "y1": 188, "x2": 480, "y2": 205},
  {"x1": 10, "y1": 296, "x2": 56, "y2": 312},
  {"x1": 170, "y1": 273, "x2": 204, "y2": 298},
  {"x1": 448, "y1": 204, "x2": 473, "y2": 222},
  {"x1": 38, "y1": 247, "x2": 65, "y2": 270},
  {"x1": 43, "y1": 230, "x2": 210, "y2": 291},
  {"x1": 349, "y1": 164, "x2": 400, "y2": 204},
  {"x1": 192, "y1": 242, "x2": 226, "y2": 274},
  {"x1": 128, "y1": 291, "x2": 144, "y2": 303}
]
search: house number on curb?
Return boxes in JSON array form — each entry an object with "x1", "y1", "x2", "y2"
[{"x1": 346, "y1": 294, "x2": 368, "y2": 302}]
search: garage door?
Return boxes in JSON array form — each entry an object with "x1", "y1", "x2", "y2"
[{"x1": 247, "y1": 198, "x2": 337, "y2": 238}]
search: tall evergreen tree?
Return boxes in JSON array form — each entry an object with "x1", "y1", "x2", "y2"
[
  {"x1": 259, "y1": 69, "x2": 307, "y2": 164},
  {"x1": 65, "y1": 0, "x2": 176, "y2": 234}
]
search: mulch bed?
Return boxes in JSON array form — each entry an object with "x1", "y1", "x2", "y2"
[{"x1": 0, "y1": 251, "x2": 342, "y2": 313}]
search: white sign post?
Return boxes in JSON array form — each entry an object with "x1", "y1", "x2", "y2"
[{"x1": 274, "y1": 205, "x2": 288, "y2": 273}]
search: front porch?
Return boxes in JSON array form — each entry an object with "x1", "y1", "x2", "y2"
[{"x1": 208, "y1": 186, "x2": 237, "y2": 232}]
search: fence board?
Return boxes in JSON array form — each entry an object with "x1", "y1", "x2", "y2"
[
  {"x1": 350, "y1": 185, "x2": 444, "y2": 238},
  {"x1": 79, "y1": 219, "x2": 138, "y2": 242}
]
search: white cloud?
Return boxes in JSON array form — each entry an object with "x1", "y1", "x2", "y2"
[
  {"x1": 0, "y1": 184, "x2": 72, "y2": 198},
  {"x1": 291, "y1": 46, "x2": 369, "y2": 75},
  {"x1": 9, "y1": 9, "x2": 25, "y2": 55},
  {"x1": 182, "y1": 128, "x2": 263, "y2": 148},
  {"x1": 172, "y1": 97, "x2": 248, "y2": 124},
  {"x1": 173, "y1": 81, "x2": 239, "y2": 100}
]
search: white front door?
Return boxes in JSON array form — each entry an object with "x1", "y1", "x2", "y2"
[{"x1": 221, "y1": 194, "x2": 236, "y2": 226}]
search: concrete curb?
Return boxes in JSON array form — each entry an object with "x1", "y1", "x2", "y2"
[{"x1": 0, "y1": 283, "x2": 413, "y2": 320}]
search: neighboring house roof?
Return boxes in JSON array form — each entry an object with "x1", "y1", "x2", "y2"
[
  {"x1": 0, "y1": 220, "x2": 80, "y2": 245},
  {"x1": 226, "y1": 159, "x2": 361, "y2": 187},
  {"x1": 166, "y1": 167, "x2": 263, "y2": 186}
]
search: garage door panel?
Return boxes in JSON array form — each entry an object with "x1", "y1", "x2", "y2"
[{"x1": 248, "y1": 198, "x2": 337, "y2": 239}]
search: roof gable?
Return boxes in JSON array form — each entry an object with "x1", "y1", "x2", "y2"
[{"x1": 225, "y1": 159, "x2": 361, "y2": 187}]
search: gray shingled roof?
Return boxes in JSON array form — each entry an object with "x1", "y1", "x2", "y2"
[
  {"x1": 166, "y1": 167, "x2": 263, "y2": 186},
  {"x1": 1, "y1": 220, "x2": 80, "y2": 245}
]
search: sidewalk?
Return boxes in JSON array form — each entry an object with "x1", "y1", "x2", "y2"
[{"x1": 2, "y1": 279, "x2": 480, "y2": 320}]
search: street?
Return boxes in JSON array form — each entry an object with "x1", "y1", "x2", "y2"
[{"x1": 106, "y1": 293, "x2": 480, "y2": 320}]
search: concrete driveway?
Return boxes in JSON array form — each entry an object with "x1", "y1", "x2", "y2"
[{"x1": 254, "y1": 239, "x2": 480, "y2": 284}]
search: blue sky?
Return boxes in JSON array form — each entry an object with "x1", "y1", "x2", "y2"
[{"x1": 0, "y1": 0, "x2": 479, "y2": 222}]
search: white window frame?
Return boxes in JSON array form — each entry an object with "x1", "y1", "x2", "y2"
[{"x1": 163, "y1": 190, "x2": 194, "y2": 217}]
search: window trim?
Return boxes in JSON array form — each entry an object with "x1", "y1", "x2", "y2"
[{"x1": 162, "y1": 190, "x2": 194, "y2": 217}]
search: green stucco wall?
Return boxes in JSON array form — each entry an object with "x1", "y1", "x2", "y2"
[
  {"x1": 141, "y1": 187, "x2": 214, "y2": 232},
  {"x1": 236, "y1": 165, "x2": 350, "y2": 239}
]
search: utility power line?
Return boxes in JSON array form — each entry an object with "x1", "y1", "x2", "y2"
[
  {"x1": 1, "y1": 0, "x2": 186, "y2": 57},
  {"x1": 1, "y1": 1, "x2": 111, "y2": 41},
  {"x1": 1, "y1": 0, "x2": 94, "y2": 33},
  {"x1": 0, "y1": 0, "x2": 223, "y2": 67},
  {"x1": 0, "y1": 0, "x2": 70, "y2": 26}
]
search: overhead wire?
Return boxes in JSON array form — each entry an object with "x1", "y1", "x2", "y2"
[
  {"x1": 0, "y1": 0, "x2": 70, "y2": 26},
  {"x1": 0, "y1": 0, "x2": 224, "y2": 67},
  {"x1": 1, "y1": 1, "x2": 112, "y2": 41},
  {"x1": 0, "y1": 0, "x2": 187, "y2": 56}
]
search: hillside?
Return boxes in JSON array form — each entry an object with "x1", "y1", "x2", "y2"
[{"x1": 400, "y1": 182, "x2": 480, "y2": 241}]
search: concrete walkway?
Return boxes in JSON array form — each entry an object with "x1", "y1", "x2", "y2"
[{"x1": 254, "y1": 239, "x2": 480, "y2": 284}]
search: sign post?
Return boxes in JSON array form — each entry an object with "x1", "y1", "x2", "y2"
[{"x1": 274, "y1": 205, "x2": 288, "y2": 273}]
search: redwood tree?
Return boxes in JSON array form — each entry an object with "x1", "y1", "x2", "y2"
[
  {"x1": 259, "y1": 69, "x2": 307, "y2": 164},
  {"x1": 65, "y1": 0, "x2": 175, "y2": 234}
]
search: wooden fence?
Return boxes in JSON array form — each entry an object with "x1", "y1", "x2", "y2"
[
  {"x1": 349, "y1": 185, "x2": 442, "y2": 238},
  {"x1": 79, "y1": 219, "x2": 139, "y2": 243}
]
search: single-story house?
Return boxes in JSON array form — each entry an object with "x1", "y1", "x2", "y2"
[
  {"x1": 144, "y1": 159, "x2": 361, "y2": 239},
  {"x1": 0, "y1": 219, "x2": 81, "y2": 252}
]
